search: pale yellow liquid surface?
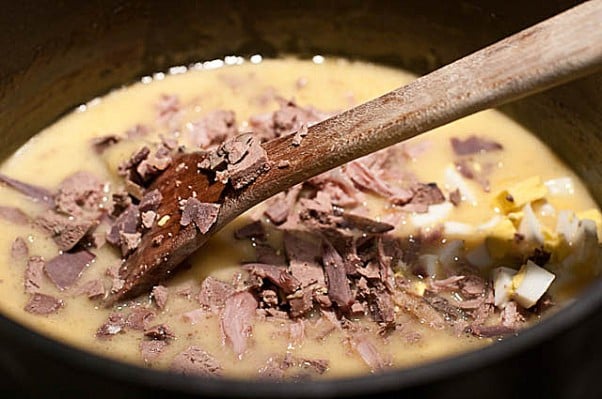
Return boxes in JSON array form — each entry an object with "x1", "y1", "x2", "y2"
[{"x1": 0, "y1": 58, "x2": 599, "y2": 379}]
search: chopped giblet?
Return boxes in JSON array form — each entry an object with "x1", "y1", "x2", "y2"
[
  {"x1": 512, "y1": 260, "x2": 555, "y2": 308},
  {"x1": 495, "y1": 176, "x2": 547, "y2": 213},
  {"x1": 492, "y1": 267, "x2": 517, "y2": 308}
]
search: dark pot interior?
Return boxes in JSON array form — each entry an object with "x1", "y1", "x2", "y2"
[{"x1": 1, "y1": 0, "x2": 601, "y2": 397}]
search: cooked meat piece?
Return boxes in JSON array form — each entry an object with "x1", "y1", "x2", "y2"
[
  {"x1": 393, "y1": 291, "x2": 445, "y2": 329},
  {"x1": 170, "y1": 346, "x2": 222, "y2": 377},
  {"x1": 220, "y1": 291, "x2": 257, "y2": 356},
  {"x1": 0, "y1": 173, "x2": 54, "y2": 206},
  {"x1": 284, "y1": 231, "x2": 325, "y2": 288},
  {"x1": 288, "y1": 288, "x2": 314, "y2": 318},
  {"x1": 450, "y1": 135, "x2": 503, "y2": 156},
  {"x1": 36, "y1": 210, "x2": 97, "y2": 251},
  {"x1": 96, "y1": 313, "x2": 127, "y2": 339},
  {"x1": 44, "y1": 250, "x2": 95, "y2": 290},
  {"x1": 322, "y1": 240, "x2": 354, "y2": 310},
  {"x1": 55, "y1": 171, "x2": 104, "y2": 217},
  {"x1": 152, "y1": 285, "x2": 169, "y2": 310},
  {"x1": 24, "y1": 256, "x2": 45, "y2": 294},
  {"x1": 349, "y1": 335, "x2": 388, "y2": 371},
  {"x1": 125, "y1": 308, "x2": 156, "y2": 331},
  {"x1": 74, "y1": 279, "x2": 105, "y2": 300},
  {"x1": 234, "y1": 220, "x2": 266, "y2": 240},
  {"x1": 24, "y1": 293, "x2": 63, "y2": 315},
  {"x1": 140, "y1": 340, "x2": 168, "y2": 364},
  {"x1": 106, "y1": 205, "x2": 140, "y2": 251},
  {"x1": 91, "y1": 135, "x2": 121, "y2": 154},
  {"x1": 180, "y1": 198, "x2": 220, "y2": 234},
  {"x1": 197, "y1": 276, "x2": 235, "y2": 312},
  {"x1": 144, "y1": 323, "x2": 175, "y2": 340},
  {"x1": 10, "y1": 237, "x2": 29, "y2": 260},
  {"x1": 189, "y1": 110, "x2": 237, "y2": 149},
  {"x1": 0, "y1": 206, "x2": 29, "y2": 225},
  {"x1": 138, "y1": 189, "x2": 163, "y2": 212},
  {"x1": 242, "y1": 263, "x2": 300, "y2": 294}
]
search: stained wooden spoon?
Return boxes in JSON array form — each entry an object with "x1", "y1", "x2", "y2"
[{"x1": 107, "y1": 0, "x2": 602, "y2": 304}]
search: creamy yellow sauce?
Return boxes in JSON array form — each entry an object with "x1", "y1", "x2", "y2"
[{"x1": 0, "y1": 58, "x2": 599, "y2": 379}]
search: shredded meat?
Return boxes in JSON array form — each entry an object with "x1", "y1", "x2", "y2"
[
  {"x1": 170, "y1": 346, "x2": 222, "y2": 377},
  {"x1": 220, "y1": 291, "x2": 257, "y2": 356}
]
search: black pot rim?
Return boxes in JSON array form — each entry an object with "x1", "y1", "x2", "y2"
[{"x1": 3, "y1": 271, "x2": 602, "y2": 397}]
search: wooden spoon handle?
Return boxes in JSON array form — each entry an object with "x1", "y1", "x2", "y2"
[{"x1": 226, "y1": 0, "x2": 602, "y2": 216}]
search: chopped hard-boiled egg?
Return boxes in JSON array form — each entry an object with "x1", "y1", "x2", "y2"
[
  {"x1": 444, "y1": 164, "x2": 477, "y2": 204},
  {"x1": 417, "y1": 254, "x2": 441, "y2": 277},
  {"x1": 443, "y1": 221, "x2": 475, "y2": 239},
  {"x1": 518, "y1": 202, "x2": 544, "y2": 244},
  {"x1": 542, "y1": 226, "x2": 560, "y2": 252},
  {"x1": 466, "y1": 243, "x2": 493, "y2": 269},
  {"x1": 411, "y1": 202, "x2": 453, "y2": 228},
  {"x1": 494, "y1": 176, "x2": 548, "y2": 213},
  {"x1": 577, "y1": 209, "x2": 602, "y2": 242},
  {"x1": 512, "y1": 261, "x2": 556, "y2": 308},
  {"x1": 507, "y1": 211, "x2": 523, "y2": 226},
  {"x1": 492, "y1": 267, "x2": 517, "y2": 308},
  {"x1": 477, "y1": 215, "x2": 503, "y2": 231},
  {"x1": 539, "y1": 203, "x2": 556, "y2": 217},
  {"x1": 544, "y1": 177, "x2": 575, "y2": 196},
  {"x1": 556, "y1": 210, "x2": 580, "y2": 244},
  {"x1": 437, "y1": 239, "x2": 465, "y2": 267},
  {"x1": 560, "y1": 219, "x2": 600, "y2": 270}
]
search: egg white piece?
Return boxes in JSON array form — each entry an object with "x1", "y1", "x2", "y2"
[
  {"x1": 492, "y1": 267, "x2": 517, "y2": 308},
  {"x1": 513, "y1": 261, "x2": 555, "y2": 308}
]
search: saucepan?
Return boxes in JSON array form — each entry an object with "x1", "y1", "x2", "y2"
[{"x1": 0, "y1": 0, "x2": 601, "y2": 397}]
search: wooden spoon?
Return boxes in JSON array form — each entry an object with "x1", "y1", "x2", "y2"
[{"x1": 107, "y1": 0, "x2": 602, "y2": 304}]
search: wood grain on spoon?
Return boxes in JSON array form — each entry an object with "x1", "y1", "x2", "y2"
[{"x1": 107, "y1": 0, "x2": 602, "y2": 304}]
